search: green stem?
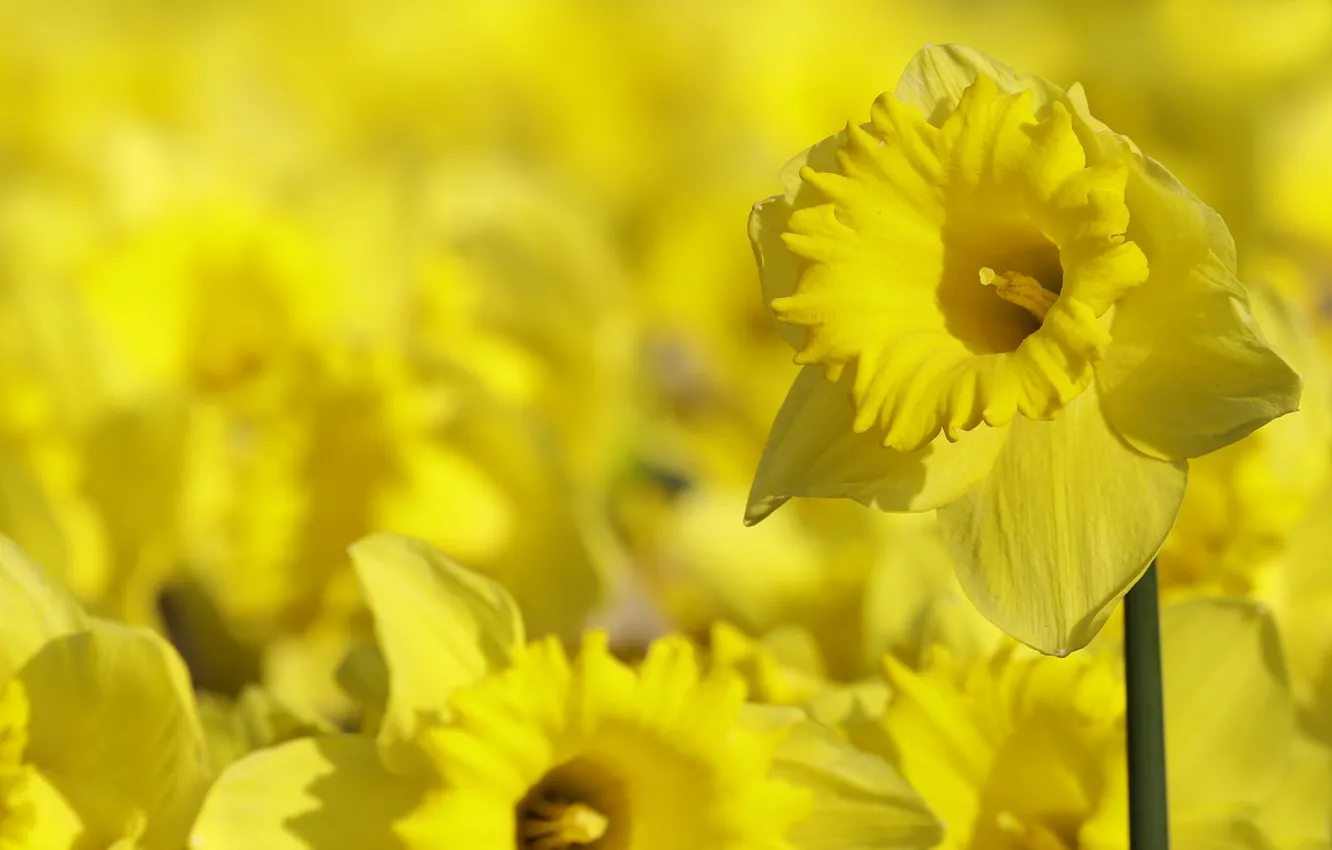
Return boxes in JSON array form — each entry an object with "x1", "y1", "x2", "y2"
[{"x1": 1124, "y1": 561, "x2": 1169, "y2": 850}]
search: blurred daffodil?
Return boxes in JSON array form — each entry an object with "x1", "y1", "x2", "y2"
[
  {"x1": 0, "y1": 537, "x2": 210, "y2": 849},
  {"x1": 854, "y1": 599, "x2": 1301, "y2": 850},
  {"x1": 1263, "y1": 484, "x2": 1332, "y2": 721},
  {"x1": 191, "y1": 533, "x2": 942, "y2": 850},
  {"x1": 747, "y1": 44, "x2": 1300, "y2": 653},
  {"x1": 197, "y1": 685, "x2": 333, "y2": 775},
  {"x1": 32, "y1": 183, "x2": 613, "y2": 713},
  {"x1": 1257, "y1": 68, "x2": 1332, "y2": 258}
]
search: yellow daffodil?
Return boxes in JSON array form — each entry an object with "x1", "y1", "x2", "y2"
[
  {"x1": 747, "y1": 44, "x2": 1301, "y2": 654},
  {"x1": 166, "y1": 344, "x2": 604, "y2": 717},
  {"x1": 190, "y1": 533, "x2": 942, "y2": 850},
  {"x1": 36, "y1": 182, "x2": 610, "y2": 711},
  {"x1": 407, "y1": 166, "x2": 634, "y2": 490},
  {"x1": 851, "y1": 599, "x2": 1299, "y2": 850},
  {"x1": 80, "y1": 199, "x2": 335, "y2": 409},
  {"x1": 0, "y1": 536, "x2": 211, "y2": 849}
]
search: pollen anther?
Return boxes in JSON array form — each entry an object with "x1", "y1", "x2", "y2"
[
  {"x1": 522, "y1": 798, "x2": 610, "y2": 850},
  {"x1": 979, "y1": 267, "x2": 1057, "y2": 322}
]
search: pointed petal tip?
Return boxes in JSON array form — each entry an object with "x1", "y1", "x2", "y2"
[{"x1": 743, "y1": 495, "x2": 786, "y2": 527}]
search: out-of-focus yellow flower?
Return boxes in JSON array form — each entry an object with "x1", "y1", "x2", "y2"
[
  {"x1": 747, "y1": 44, "x2": 1300, "y2": 654},
  {"x1": 190, "y1": 533, "x2": 942, "y2": 850},
  {"x1": 1268, "y1": 553, "x2": 1332, "y2": 850},
  {"x1": 1146, "y1": 0, "x2": 1332, "y2": 95},
  {"x1": 637, "y1": 178, "x2": 800, "y2": 432},
  {"x1": 707, "y1": 621, "x2": 841, "y2": 710},
  {"x1": 1264, "y1": 485, "x2": 1332, "y2": 720},
  {"x1": 0, "y1": 537, "x2": 210, "y2": 849},
  {"x1": 1254, "y1": 731, "x2": 1332, "y2": 849},
  {"x1": 197, "y1": 685, "x2": 333, "y2": 775},
  {"x1": 1258, "y1": 71, "x2": 1332, "y2": 259},
  {"x1": 705, "y1": 622, "x2": 903, "y2": 732},
  {"x1": 855, "y1": 599, "x2": 1300, "y2": 850},
  {"x1": 406, "y1": 166, "x2": 634, "y2": 490},
  {"x1": 0, "y1": 181, "x2": 122, "y2": 614},
  {"x1": 0, "y1": 171, "x2": 617, "y2": 714},
  {"x1": 81, "y1": 199, "x2": 334, "y2": 408},
  {"x1": 617, "y1": 441, "x2": 998, "y2": 684},
  {"x1": 165, "y1": 344, "x2": 604, "y2": 717},
  {"x1": 858, "y1": 513, "x2": 1002, "y2": 672}
]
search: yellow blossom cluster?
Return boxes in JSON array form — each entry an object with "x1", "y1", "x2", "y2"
[{"x1": 1, "y1": 1, "x2": 1332, "y2": 848}]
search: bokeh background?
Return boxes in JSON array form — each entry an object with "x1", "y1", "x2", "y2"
[{"x1": 4, "y1": 0, "x2": 1332, "y2": 732}]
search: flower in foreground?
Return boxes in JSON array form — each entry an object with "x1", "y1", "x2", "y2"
[
  {"x1": 190, "y1": 533, "x2": 941, "y2": 850},
  {"x1": 747, "y1": 44, "x2": 1301, "y2": 653},
  {"x1": 0, "y1": 537, "x2": 210, "y2": 849},
  {"x1": 848, "y1": 599, "x2": 1302, "y2": 850}
]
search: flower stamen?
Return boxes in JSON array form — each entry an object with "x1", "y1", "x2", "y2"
[
  {"x1": 979, "y1": 267, "x2": 1057, "y2": 322},
  {"x1": 521, "y1": 797, "x2": 609, "y2": 850}
]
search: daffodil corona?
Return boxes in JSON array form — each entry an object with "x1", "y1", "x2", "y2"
[
  {"x1": 747, "y1": 45, "x2": 1301, "y2": 654},
  {"x1": 405, "y1": 633, "x2": 810, "y2": 849}
]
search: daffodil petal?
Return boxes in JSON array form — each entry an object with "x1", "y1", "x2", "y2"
[
  {"x1": 1169, "y1": 818, "x2": 1267, "y2": 850},
  {"x1": 349, "y1": 533, "x2": 525, "y2": 776},
  {"x1": 18, "y1": 623, "x2": 208, "y2": 850},
  {"x1": 749, "y1": 132, "x2": 846, "y2": 351},
  {"x1": 937, "y1": 385, "x2": 1186, "y2": 654},
  {"x1": 0, "y1": 536, "x2": 88, "y2": 683},
  {"x1": 189, "y1": 735, "x2": 422, "y2": 850},
  {"x1": 861, "y1": 514, "x2": 1000, "y2": 668},
  {"x1": 893, "y1": 43, "x2": 1066, "y2": 123},
  {"x1": 877, "y1": 653, "x2": 992, "y2": 832},
  {"x1": 746, "y1": 366, "x2": 1009, "y2": 523},
  {"x1": 198, "y1": 686, "x2": 333, "y2": 773},
  {"x1": 1078, "y1": 748, "x2": 1127, "y2": 850},
  {"x1": 1254, "y1": 734, "x2": 1332, "y2": 849},
  {"x1": 20, "y1": 767, "x2": 85, "y2": 850},
  {"x1": 334, "y1": 642, "x2": 390, "y2": 715},
  {"x1": 1162, "y1": 599, "x2": 1295, "y2": 819},
  {"x1": 1095, "y1": 149, "x2": 1301, "y2": 460},
  {"x1": 766, "y1": 718, "x2": 943, "y2": 850}
]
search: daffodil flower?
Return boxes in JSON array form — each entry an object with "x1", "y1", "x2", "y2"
[
  {"x1": 746, "y1": 44, "x2": 1301, "y2": 654},
  {"x1": 851, "y1": 599, "x2": 1299, "y2": 850},
  {"x1": 0, "y1": 537, "x2": 210, "y2": 849},
  {"x1": 190, "y1": 534, "x2": 942, "y2": 850}
]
